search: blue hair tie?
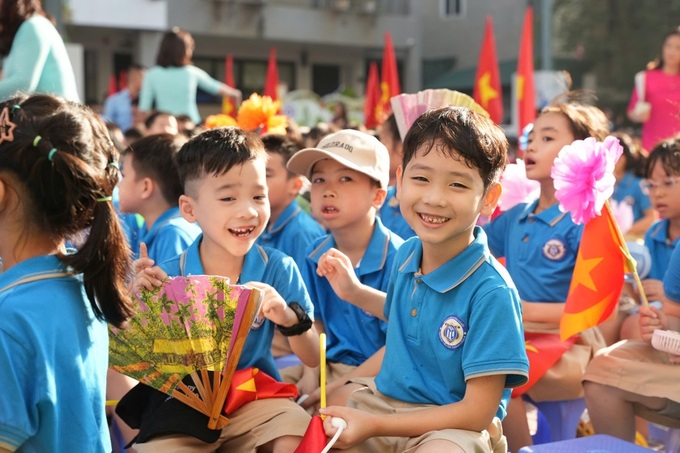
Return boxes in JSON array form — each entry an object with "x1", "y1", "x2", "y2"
[{"x1": 48, "y1": 148, "x2": 57, "y2": 161}]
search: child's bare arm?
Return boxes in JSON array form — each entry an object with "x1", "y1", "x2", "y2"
[
  {"x1": 245, "y1": 281, "x2": 320, "y2": 368},
  {"x1": 521, "y1": 300, "x2": 565, "y2": 324},
  {"x1": 319, "y1": 374, "x2": 506, "y2": 449},
  {"x1": 317, "y1": 247, "x2": 387, "y2": 320}
]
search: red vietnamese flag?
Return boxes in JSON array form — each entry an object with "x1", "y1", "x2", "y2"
[
  {"x1": 264, "y1": 48, "x2": 279, "y2": 101},
  {"x1": 107, "y1": 74, "x2": 118, "y2": 96},
  {"x1": 363, "y1": 62, "x2": 381, "y2": 129},
  {"x1": 294, "y1": 415, "x2": 328, "y2": 453},
  {"x1": 512, "y1": 332, "x2": 577, "y2": 397},
  {"x1": 222, "y1": 54, "x2": 237, "y2": 117},
  {"x1": 377, "y1": 32, "x2": 401, "y2": 124},
  {"x1": 223, "y1": 367, "x2": 298, "y2": 414},
  {"x1": 560, "y1": 204, "x2": 631, "y2": 340},
  {"x1": 118, "y1": 70, "x2": 128, "y2": 92},
  {"x1": 473, "y1": 16, "x2": 503, "y2": 124},
  {"x1": 516, "y1": 6, "x2": 536, "y2": 133}
]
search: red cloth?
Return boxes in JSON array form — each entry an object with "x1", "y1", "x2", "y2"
[
  {"x1": 560, "y1": 204, "x2": 630, "y2": 340},
  {"x1": 473, "y1": 16, "x2": 503, "y2": 124},
  {"x1": 222, "y1": 54, "x2": 237, "y2": 117},
  {"x1": 264, "y1": 48, "x2": 279, "y2": 102},
  {"x1": 108, "y1": 74, "x2": 118, "y2": 96},
  {"x1": 363, "y1": 62, "x2": 381, "y2": 129},
  {"x1": 516, "y1": 7, "x2": 536, "y2": 133},
  {"x1": 377, "y1": 32, "x2": 401, "y2": 123},
  {"x1": 223, "y1": 367, "x2": 298, "y2": 415},
  {"x1": 294, "y1": 415, "x2": 328, "y2": 453},
  {"x1": 512, "y1": 332, "x2": 577, "y2": 397},
  {"x1": 118, "y1": 70, "x2": 127, "y2": 92}
]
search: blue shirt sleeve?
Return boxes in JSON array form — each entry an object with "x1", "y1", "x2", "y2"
[
  {"x1": 138, "y1": 69, "x2": 156, "y2": 111},
  {"x1": 189, "y1": 65, "x2": 223, "y2": 96},
  {"x1": 664, "y1": 245, "x2": 680, "y2": 303}
]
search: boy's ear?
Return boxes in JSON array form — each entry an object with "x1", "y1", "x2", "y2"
[
  {"x1": 140, "y1": 177, "x2": 154, "y2": 200},
  {"x1": 395, "y1": 164, "x2": 403, "y2": 201},
  {"x1": 372, "y1": 187, "x2": 388, "y2": 209},
  {"x1": 178, "y1": 194, "x2": 197, "y2": 223},
  {"x1": 290, "y1": 175, "x2": 304, "y2": 195},
  {"x1": 480, "y1": 182, "x2": 502, "y2": 217}
]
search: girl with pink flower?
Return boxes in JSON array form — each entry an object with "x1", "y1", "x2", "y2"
[{"x1": 483, "y1": 98, "x2": 611, "y2": 452}]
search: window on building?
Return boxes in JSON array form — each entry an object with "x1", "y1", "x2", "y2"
[
  {"x1": 440, "y1": 0, "x2": 465, "y2": 18},
  {"x1": 312, "y1": 64, "x2": 340, "y2": 97}
]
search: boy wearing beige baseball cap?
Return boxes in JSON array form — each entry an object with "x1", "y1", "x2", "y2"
[{"x1": 283, "y1": 129, "x2": 404, "y2": 405}]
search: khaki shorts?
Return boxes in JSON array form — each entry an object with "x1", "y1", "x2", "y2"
[
  {"x1": 279, "y1": 361, "x2": 357, "y2": 386},
  {"x1": 340, "y1": 377, "x2": 507, "y2": 453},
  {"x1": 133, "y1": 397, "x2": 310, "y2": 452},
  {"x1": 583, "y1": 339, "x2": 680, "y2": 428}
]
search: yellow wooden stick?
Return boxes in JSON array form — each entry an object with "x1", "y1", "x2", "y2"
[
  {"x1": 320, "y1": 333, "x2": 327, "y2": 419},
  {"x1": 605, "y1": 201, "x2": 648, "y2": 307}
]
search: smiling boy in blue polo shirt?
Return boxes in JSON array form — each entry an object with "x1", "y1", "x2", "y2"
[
  {"x1": 119, "y1": 127, "x2": 320, "y2": 452},
  {"x1": 317, "y1": 107, "x2": 528, "y2": 452}
]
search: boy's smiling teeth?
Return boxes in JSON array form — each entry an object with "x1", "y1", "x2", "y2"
[
  {"x1": 229, "y1": 227, "x2": 254, "y2": 236},
  {"x1": 419, "y1": 213, "x2": 449, "y2": 224},
  {"x1": 323, "y1": 206, "x2": 339, "y2": 213}
]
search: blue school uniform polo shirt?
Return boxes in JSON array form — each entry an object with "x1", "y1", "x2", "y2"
[
  {"x1": 302, "y1": 217, "x2": 404, "y2": 366},
  {"x1": 256, "y1": 199, "x2": 325, "y2": 265},
  {"x1": 0, "y1": 256, "x2": 110, "y2": 452},
  {"x1": 379, "y1": 186, "x2": 416, "y2": 240},
  {"x1": 375, "y1": 228, "x2": 528, "y2": 420},
  {"x1": 663, "y1": 244, "x2": 680, "y2": 302},
  {"x1": 141, "y1": 206, "x2": 201, "y2": 264},
  {"x1": 159, "y1": 235, "x2": 313, "y2": 380},
  {"x1": 612, "y1": 172, "x2": 651, "y2": 222},
  {"x1": 644, "y1": 219, "x2": 680, "y2": 280},
  {"x1": 483, "y1": 201, "x2": 583, "y2": 303}
]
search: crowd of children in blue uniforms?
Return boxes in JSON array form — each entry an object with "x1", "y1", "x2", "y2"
[{"x1": 1, "y1": 89, "x2": 679, "y2": 453}]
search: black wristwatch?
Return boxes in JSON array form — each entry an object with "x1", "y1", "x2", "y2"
[{"x1": 277, "y1": 302, "x2": 313, "y2": 337}]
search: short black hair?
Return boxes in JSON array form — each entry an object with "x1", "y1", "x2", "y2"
[
  {"x1": 124, "y1": 133, "x2": 186, "y2": 205},
  {"x1": 402, "y1": 107, "x2": 508, "y2": 190},
  {"x1": 645, "y1": 135, "x2": 680, "y2": 178},
  {"x1": 176, "y1": 127, "x2": 267, "y2": 191},
  {"x1": 261, "y1": 134, "x2": 302, "y2": 178}
]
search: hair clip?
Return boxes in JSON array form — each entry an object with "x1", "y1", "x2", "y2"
[
  {"x1": 11, "y1": 105, "x2": 21, "y2": 113},
  {"x1": 0, "y1": 106, "x2": 17, "y2": 145},
  {"x1": 108, "y1": 162, "x2": 120, "y2": 170},
  {"x1": 48, "y1": 148, "x2": 58, "y2": 161},
  {"x1": 33, "y1": 135, "x2": 42, "y2": 147},
  {"x1": 96, "y1": 196, "x2": 113, "y2": 202}
]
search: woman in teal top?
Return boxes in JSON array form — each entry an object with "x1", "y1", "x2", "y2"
[
  {"x1": 138, "y1": 27, "x2": 241, "y2": 124},
  {"x1": 0, "y1": 0, "x2": 79, "y2": 102}
]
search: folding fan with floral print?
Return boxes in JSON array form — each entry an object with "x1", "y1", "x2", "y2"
[{"x1": 109, "y1": 276, "x2": 262, "y2": 429}]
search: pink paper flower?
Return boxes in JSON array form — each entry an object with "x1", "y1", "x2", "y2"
[
  {"x1": 498, "y1": 159, "x2": 540, "y2": 211},
  {"x1": 551, "y1": 136, "x2": 623, "y2": 224}
]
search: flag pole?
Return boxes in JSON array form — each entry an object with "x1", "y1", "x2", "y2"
[
  {"x1": 604, "y1": 200, "x2": 649, "y2": 307},
  {"x1": 320, "y1": 333, "x2": 327, "y2": 420}
]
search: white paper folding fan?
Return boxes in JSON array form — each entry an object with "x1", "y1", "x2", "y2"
[{"x1": 390, "y1": 89, "x2": 490, "y2": 141}]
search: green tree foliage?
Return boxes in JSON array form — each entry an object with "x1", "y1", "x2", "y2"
[{"x1": 551, "y1": 0, "x2": 680, "y2": 118}]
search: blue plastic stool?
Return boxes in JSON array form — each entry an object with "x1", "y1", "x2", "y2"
[
  {"x1": 533, "y1": 398, "x2": 586, "y2": 442},
  {"x1": 530, "y1": 404, "x2": 552, "y2": 445},
  {"x1": 274, "y1": 353, "x2": 302, "y2": 369},
  {"x1": 518, "y1": 434, "x2": 653, "y2": 452}
]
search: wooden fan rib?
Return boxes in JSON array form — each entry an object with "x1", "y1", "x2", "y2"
[{"x1": 207, "y1": 287, "x2": 262, "y2": 430}]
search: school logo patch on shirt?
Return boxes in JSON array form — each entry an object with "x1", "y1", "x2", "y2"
[
  {"x1": 542, "y1": 238, "x2": 566, "y2": 261},
  {"x1": 438, "y1": 316, "x2": 467, "y2": 349}
]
